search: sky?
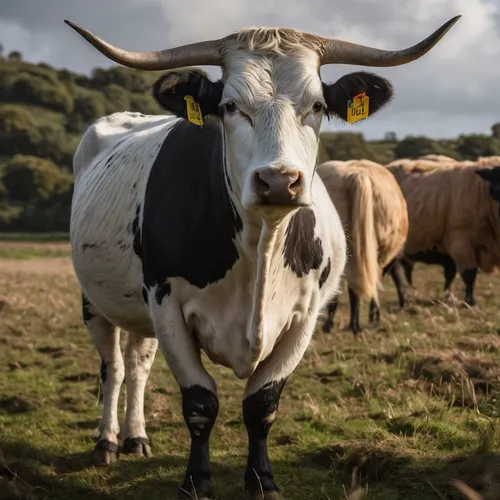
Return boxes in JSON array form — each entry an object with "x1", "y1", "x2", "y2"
[{"x1": 0, "y1": 0, "x2": 499, "y2": 140}]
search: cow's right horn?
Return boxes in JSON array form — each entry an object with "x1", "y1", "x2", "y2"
[{"x1": 64, "y1": 20, "x2": 223, "y2": 70}]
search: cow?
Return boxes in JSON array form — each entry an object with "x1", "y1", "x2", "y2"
[
  {"x1": 317, "y1": 159, "x2": 408, "y2": 334},
  {"x1": 65, "y1": 16, "x2": 460, "y2": 500},
  {"x1": 386, "y1": 159, "x2": 500, "y2": 308}
]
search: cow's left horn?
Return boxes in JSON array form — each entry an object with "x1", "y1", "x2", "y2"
[
  {"x1": 319, "y1": 15, "x2": 461, "y2": 67},
  {"x1": 64, "y1": 20, "x2": 223, "y2": 70}
]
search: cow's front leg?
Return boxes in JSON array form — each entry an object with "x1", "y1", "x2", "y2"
[
  {"x1": 150, "y1": 296, "x2": 218, "y2": 500},
  {"x1": 243, "y1": 316, "x2": 317, "y2": 499}
]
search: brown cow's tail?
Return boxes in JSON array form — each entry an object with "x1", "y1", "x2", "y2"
[{"x1": 349, "y1": 171, "x2": 380, "y2": 304}]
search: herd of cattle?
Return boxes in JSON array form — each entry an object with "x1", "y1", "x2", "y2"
[
  {"x1": 319, "y1": 153, "x2": 500, "y2": 335},
  {"x1": 58, "y1": 14, "x2": 480, "y2": 500}
]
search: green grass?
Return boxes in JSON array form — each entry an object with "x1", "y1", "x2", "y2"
[
  {"x1": 1, "y1": 246, "x2": 500, "y2": 499},
  {"x1": 0, "y1": 233, "x2": 70, "y2": 242},
  {"x1": 0, "y1": 246, "x2": 70, "y2": 259}
]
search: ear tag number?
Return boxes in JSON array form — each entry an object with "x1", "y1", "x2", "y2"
[
  {"x1": 184, "y1": 95, "x2": 203, "y2": 127},
  {"x1": 347, "y1": 92, "x2": 370, "y2": 124}
]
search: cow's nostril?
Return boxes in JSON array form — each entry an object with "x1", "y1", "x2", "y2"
[
  {"x1": 289, "y1": 174, "x2": 301, "y2": 191},
  {"x1": 255, "y1": 173, "x2": 270, "y2": 192}
]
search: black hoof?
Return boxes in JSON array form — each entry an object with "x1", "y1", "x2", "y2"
[
  {"x1": 92, "y1": 439, "x2": 119, "y2": 466},
  {"x1": 122, "y1": 436, "x2": 152, "y2": 457},
  {"x1": 179, "y1": 477, "x2": 212, "y2": 500},
  {"x1": 349, "y1": 325, "x2": 362, "y2": 336},
  {"x1": 322, "y1": 320, "x2": 333, "y2": 333}
]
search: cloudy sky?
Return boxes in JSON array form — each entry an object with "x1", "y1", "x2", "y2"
[{"x1": 0, "y1": 0, "x2": 498, "y2": 140}]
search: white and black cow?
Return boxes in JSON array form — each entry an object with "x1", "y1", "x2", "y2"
[{"x1": 66, "y1": 16, "x2": 460, "y2": 500}]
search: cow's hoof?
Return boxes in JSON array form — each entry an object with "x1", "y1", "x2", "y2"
[
  {"x1": 248, "y1": 492, "x2": 281, "y2": 500},
  {"x1": 92, "y1": 439, "x2": 119, "y2": 466},
  {"x1": 122, "y1": 436, "x2": 152, "y2": 457},
  {"x1": 178, "y1": 483, "x2": 212, "y2": 500}
]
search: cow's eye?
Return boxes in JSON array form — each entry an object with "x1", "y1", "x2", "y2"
[
  {"x1": 313, "y1": 101, "x2": 324, "y2": 113},
  {"x1": 225, "y1": 102, "x2": 237, "y2": 113}
]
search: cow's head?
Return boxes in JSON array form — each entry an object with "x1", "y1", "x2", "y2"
[{"x1": 65, "y1": 17, "x2": 460, "y2": 219}]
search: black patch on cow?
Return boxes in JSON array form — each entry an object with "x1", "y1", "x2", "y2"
[
  {"x1": 132, "y1": 204, "x2": 142, "y2": 258},
  {"x1": 476, "y1": 167, "x2": 500, "y2": 207},
  {"x1": 82, "y1": 243, "x2": 98, "y2": 251},
  {"x1": 100, "y1": 360, "x2": 107, "y2": 384},
  {"x1": 243, "y1": 378, "x2": 288, "y2": 495},
  {"x1": 318, "y1": 257, "x2": 331, "y2": 289},
  {"x1": 283, "y1": 208, "x2": 323, "y2": 278},
  {"x1": 153, "y1": 69, "x2": 224, "y2": 121},
  {"x1": 323, "y1": 71, "x2": 394, "y2": 122},
  {"x1": 141, "y1": 120, "x2": 243, "y2": 293},
  {"x1": 82, "y1": 293, "x2": 94, "y2": 324},
  {"x1": 105, "y1": 152, "x2": 118, "y2": 169},
  {"x1": 406, "y1": 249, "x2": 454, "y2": 267},
  {"x1": 155, "y1": 280, "x2": 171, "y2": 306},
  {"x1": 180, "y1": 384, "x2": 219, "y2": 498}
]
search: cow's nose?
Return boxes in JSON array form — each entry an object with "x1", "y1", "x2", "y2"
[{"x1": 253, "y1": 167, "x2": 303, "y2": 204}]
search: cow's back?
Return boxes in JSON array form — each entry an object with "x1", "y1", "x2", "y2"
[{"x1": 70, "y1": 111, "x2": 180, "y2": 334}]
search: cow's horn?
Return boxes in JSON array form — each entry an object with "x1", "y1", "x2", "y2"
[
  {"x1": 319, "y1": 15, "x2": 461, "y2": 67},
  {"x1": 64, "y1": 20, "x2": 223, "y2": 70}
]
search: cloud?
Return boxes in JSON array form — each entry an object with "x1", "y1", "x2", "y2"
[{"x1": 0, "y1": 0, "x2": 498, "y2": 139}]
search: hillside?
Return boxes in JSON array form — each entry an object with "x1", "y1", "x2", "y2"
[{"x1": 0, "y1": 50, "x2": 500, "y2": 233}]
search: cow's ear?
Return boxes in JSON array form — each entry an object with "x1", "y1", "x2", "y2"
[
  {"x1": 322, "y1": 71, "x2": 394, "y2": 122},
  {"x1": 476, "y1": 166, "x2": 500, "y2": 203},
  {"x1": 153, "y1": 69, "x2": 223, "y2": 119}
]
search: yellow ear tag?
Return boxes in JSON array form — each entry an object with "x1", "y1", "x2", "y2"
[
  {"x1": 184, "y1": 95, "x2": 203, "y2": 127},
  {"x1": 347, "y1": 92, "x2": 370, "y2": 124}
]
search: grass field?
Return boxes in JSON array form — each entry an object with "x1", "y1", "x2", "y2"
[{"x1": 1, "y1": 242, "x2": 500, "y2": 500}]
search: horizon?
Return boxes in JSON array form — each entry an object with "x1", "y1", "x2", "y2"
[{"x1": 1, "y1": 0, "x2": 499, "y2": 141}]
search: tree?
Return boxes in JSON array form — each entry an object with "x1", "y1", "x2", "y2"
[
  {"x1": 7, "y1": 50, "x2": 22, "y2": 62},
  {"x1": 491, "y1": 122, "x2": 500, "y2": 140},
  {"x1": 395, "y1": 136, "x2": 448, "y2": 159},
  {"x1": 2, "y1": 155, "x2": 64, "y2": 202},
  {"x1": 456, "y1": 134, "x2": 500, "y2": 160},
  {"x1": 320, "y1": 132, "x2": 378, "y2": 161},
  {"x1": 384, "y1": 131, "x2": 398, "y2": 141}
]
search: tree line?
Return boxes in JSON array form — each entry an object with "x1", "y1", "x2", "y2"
[{"x1": 1, "y1": 49, "x2": 499, "y2": 233}]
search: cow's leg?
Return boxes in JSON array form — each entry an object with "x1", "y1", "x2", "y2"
[
  {"x1": 368, "y1": 297, "x2": 380, "y2": 323},
  {"x1": 460, "y1": 267, "x2": 478, "y2": 306},
  {"x1": 443, "y1": 257, "x2": 458, "y2": 304},
  {"x1": 83, "y1": 295, "x2": 125, "y2": 465},
  {"x1": 401, "y1": 257, "x2": 414, "y2": 286},
  {"x1": 122, "y1": 332, "x2": 158, "y2": 457},
  {"x1": 389, "y1": 259, "x2": 406, "y2": 309},
  {"x1": 321, "y1": 296, "x2": 338, "y2": 333},
  {"x1": 151, "y1": 298, "x2": 218, "y2": 500},
  {"x1": 369, "y1": 260, "x2": 393, "y2": 323},
  {"x1": 243, "y1": 315, "x2": 318, "y2": 499},
  {"x1": 348, "y1": 287, "x2": 361, "y2": 334},
  {"x1": 447, "y1": 239, "x2": 478, "y2": 307}
]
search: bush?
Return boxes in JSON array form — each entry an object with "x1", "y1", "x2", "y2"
[
  {"x1": 10, "y1": 75, "x2": 74, "y2": 114},
  {"x1": 2, "y1": 155, "x2": 68, "y2": 202},
  {"x1": 395, "y1": 136, "x2": 449, "y2": 159},
  {"x1": 320, "y1": 132, "x2": 378, "y2": 161},
  {"x1": 456, "y1": 134, "x2": 500, "y2": 160}
]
